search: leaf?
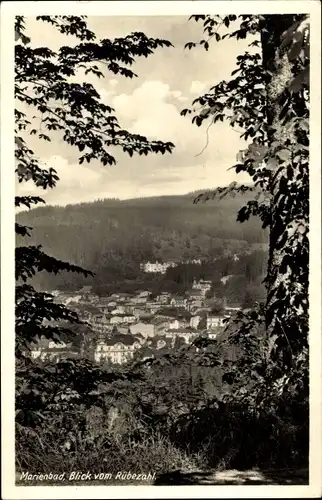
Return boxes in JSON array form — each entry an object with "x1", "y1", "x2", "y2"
[
  {"x1": 288, "y1": 66, "x2": 309, "y2": 93},
  {"x1": 288, "y1": 40, "x2": 304, "y2": 62},
  {"x1": 276, "y1": 149, "x2": 291, "y2": 162}
]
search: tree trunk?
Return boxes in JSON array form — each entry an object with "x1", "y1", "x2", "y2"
[{"x1": 260, "y1": 15, "x2": 309, "y2": 368}]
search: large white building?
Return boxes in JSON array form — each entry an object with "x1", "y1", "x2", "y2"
[
  {"x1": 94, "y1": 334, "x2": 142, "y2": 364},
  {"x1": 140, "y1": 261, "x2": 177, "y2": 274}
]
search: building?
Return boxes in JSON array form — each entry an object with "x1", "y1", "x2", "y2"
[
  {"x1": 30, "y1": 338, "x2": 80, "y2": 363},
  {"x1": 131, "y1": 296, "x2": 149, "y2": 305},
  {"x1": 165, "y1": 328, "x2": 197, "y2": 344},
  {"x1": 168, "y1": 318, "x2": 187, "y2": 330},
  {"x1": 190, "y1": 315, "x2": 201, "y2": 329},
  {"x1": 192, "y1": 279, "x2": 212, "y2": 297},
  {"x1": 111, "y1": 306, "x2": 126, "y2": 315},
  {"x1": 225, "y1": 306, "x2": 241, "y2": 313},
  {"x1": 156, "y1": 293, "x2": 171, "y2": 305},
  {"x1": 152, "y1": 317, "x2": 171, "y2": 335},
  {"x1": 188, "y1": 300, "x2": 204, "y2": 312},
  {"x1": 94, "y1": 334, "x2": 142, "y2": 364},
  {"x1": 140, "y1": 261, "x2": 176, "y2": 274},
  {"x1": 123, "y1": 303, "x2": 135, "y2": 314},
  {"x1": 115, "y1": 326, "x2": 131, "y2": 335},
  {"x1": 206, "y1": 315, "x2": 226, "y2": 329},
  {"x1": 110, "y1": 314, "x2": 136, "y2": 325},
  {"x1": 188, "y1": 289, "x2": 203, "y2": 299},
  {"x1": 90, "y1": 313, "x2": 111, "y2": 333},
  {"x1": 170, "y1": 297, "x2": 188, "y2": 309},
  {"x1": 130, "y1": 322, "x2": 155, "y2": 339},
  {"x1": 146, "y1": 302, "x2": 162, "y2": 314},
  {"x1": 138, "y1": 290, "x2": 152, "y2": 298},
  {"x1": 132, "y1": 307, "x2": 147, "y2": 319}
]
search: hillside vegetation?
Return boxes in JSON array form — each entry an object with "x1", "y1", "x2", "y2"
[{"x1": 17, "y1": 190, "x2": 268, "y2": 294}]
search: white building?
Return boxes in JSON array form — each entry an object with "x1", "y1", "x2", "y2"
[
  {"x1": 170, "y1": 297, "x2": 188, "y2": 309},
  {"x1": 156, "y1": 293, "x2": 171, "y2": 305},
  {"x1": 190, "y1": 315, "x2": 201, "y2": 329},
  {"x1": 206, "y1": 315, "x2": 226, "y2": 329},
  {"x1": 130, "y1": 322, "x2": 155, "y2": 339},
  {"x1": 192, "y1": 279, "x2": 212, "y2": 297},
  {"x1": 168, "y1": 318, "x2": 188, "y2": 330},
  {"x1": 94, "y1": 334, "x2": 141, "y2": 364},
  {"x1": 140, "y1": 261, "x2": 177, "y2": 274},
  {"x1": 110, "y1": 314, "x2": 136, "y2": 325}
]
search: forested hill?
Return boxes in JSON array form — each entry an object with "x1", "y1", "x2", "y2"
[{"x1": 17, "y1": 191, "x2": 268, "y2": 292}]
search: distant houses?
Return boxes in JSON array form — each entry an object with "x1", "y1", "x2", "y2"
[
  {"x1": 33, "y1": 270, "x2": 243, "y2": 366},
  {"x1": 30, "y1": 337, "x2": 81, "y2": 363}
]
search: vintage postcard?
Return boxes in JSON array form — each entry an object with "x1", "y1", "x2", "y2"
[{"x1": 1, "y1": 1, "x2": 321, "y2": 498}]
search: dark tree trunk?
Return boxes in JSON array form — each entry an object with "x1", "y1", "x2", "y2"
[{"x1": 260, "y1": 15, "x2": 309, "y2": 367}]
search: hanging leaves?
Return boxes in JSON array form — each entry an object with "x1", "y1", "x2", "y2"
[
  {"x1": 15, "y1": 15, "x2": 175, "y2": 432},
  {"x1": 184, "y1": 15, "x2": 309, "y2": 389}
]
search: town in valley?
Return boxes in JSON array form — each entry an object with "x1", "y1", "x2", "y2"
[{"x1": 30, "y1": 260, "x2": 243, "y2": 366}]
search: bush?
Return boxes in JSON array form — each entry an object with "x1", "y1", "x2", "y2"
[{"x1": 16, "y1": 408, "x2": 203, "y2": 483}]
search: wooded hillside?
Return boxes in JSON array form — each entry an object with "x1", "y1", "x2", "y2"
[{"x1": 17, "y1": 189, "x2": 268, "y2": 292}]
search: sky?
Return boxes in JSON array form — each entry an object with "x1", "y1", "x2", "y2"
[{"x1": 16, "y1": 16, "x2": 256, "y2": 206}]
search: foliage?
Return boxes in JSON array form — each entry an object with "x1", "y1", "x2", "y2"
[
  {"x1": 17, "y1": 425, "x2": 202, "y2": 481},
  {"x1": 183, "y1": 13, "x2": 309, "y2": 374},
  {"x1": 17, "y1": 194, "x2": 268, "y2": 302},
  {"x1": 15, "y1": 15, "x2": 174, "y2": 433},
  {"x1": 15, "y1": 14, "x2": 310, "y2": 478},
  {"x1": 172, "y1": 14, "x2": 310, "y2": 472}
]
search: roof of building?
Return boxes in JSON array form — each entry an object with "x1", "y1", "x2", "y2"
[
  {"x1": 131, "y1": 321, "x2": 154, "y2": 328},
  {"x1": 103, "y1": 333, "x2": 139, "y2": 346},
  {"x1": 168, "y1": 327, "x2": 195, "y2": 334},
  {"x1": 110, "y1": 313, "x2": 135, "y2": 318},
  {"x1": 152, "y1": 317, "x2": 169, "y2": 325},
  {"x1": 78, "y1": 286, "x2": 92, "y2": 293}
]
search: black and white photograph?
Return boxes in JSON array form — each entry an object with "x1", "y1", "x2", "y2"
[{"x1": 1, "y1": 1, "x2": 321, "y2": 498}]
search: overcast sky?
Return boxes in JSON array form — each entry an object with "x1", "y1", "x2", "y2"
[{"x1": 17, "y1": 16, "x2": 257, "y2": 206}]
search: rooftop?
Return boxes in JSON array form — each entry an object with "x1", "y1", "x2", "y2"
[{"x1": 101, "y1": 333, "x2": 138, "y2": 346}]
